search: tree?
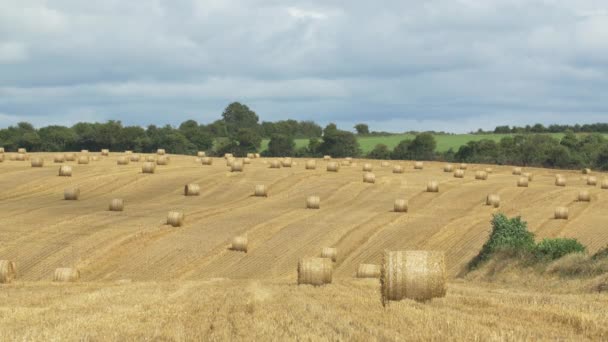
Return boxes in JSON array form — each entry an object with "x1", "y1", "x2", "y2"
[
  {"x1": 367, "y1": 144, "x2": 391, "y2": 159},
  {"x1": 221, "y1": 102, "x2": 260, "y2": 136},
  {"x1": 407, "y1": 133, "x2": 436, "y2": 160},
  {"x1": 319, "y1": 124, "x2": 360, "y2": 157},
  {"x1": 267, "y1": 134, "x2": 295, "y2": 157},
  {"x1": 234, "y1": 128, "x2": 261, "y2": 156},
  {"x1": 354, "y1": 123, "x2": 369, "y2": 135},
  {"x1": 391, "y1": 139, "x2": 412, "y2": 160},
  {"x1": 179, "y1": 120, "x2": 213, "y2": 151},
  {"x1": 38, "y1": 125, "x2": 77, "y2": 151}
]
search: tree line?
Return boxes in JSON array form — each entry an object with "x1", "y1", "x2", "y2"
[
  {"x1": 485, "y1": 123, "x2": 608, "y2": 134},
  {"x1": 2, "y1": 102, "x2": 608, "y2": 171}
]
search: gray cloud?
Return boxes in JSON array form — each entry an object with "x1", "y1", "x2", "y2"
[{"x1": 1, "y1": 0, "x2": 607, "y2": 132}]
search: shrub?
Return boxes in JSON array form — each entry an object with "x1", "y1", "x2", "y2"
[
  {"x1": 468, "y1": 214, "x2": 535, "y2": 270},
  {"x1": 534, "y1": 238, "x2": 586, "y2": 261}
]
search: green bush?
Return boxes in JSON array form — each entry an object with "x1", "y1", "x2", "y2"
[
  {"x1": 534, "y1": 238, "x2": 586, "y2": 261},
  {"x1": 468, "y1": 214, "x2": 536, "y2": 270}
]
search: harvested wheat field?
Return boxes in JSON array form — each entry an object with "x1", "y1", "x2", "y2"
[{"x1": 1, "y1": 153, "x2": 608, "y2": 340}]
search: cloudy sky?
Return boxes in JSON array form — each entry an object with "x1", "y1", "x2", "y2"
[{"x1": 1, "y1": 0, "x2": 607, "y2": 132}]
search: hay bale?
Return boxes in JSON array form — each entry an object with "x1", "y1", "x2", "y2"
[
  {"x1": 554, "y1": 207, "x2": 569, "y2": 220},
  {"x1": 341, "y1": 160, "x2": 351, "y2": 167},
  {"x1": 58, "y1": 165, "x2": 72, "y2": 177},
  {"x1": 381, "y1": 161, "x2": 390, "y2": 168},
  {"x1": 357, "y1": 264, "x2": 381, "y2": 278},
  {"x1": 109, "y1": 198, "x2": 124, "y2": 211},
  {"x1": 326, "y1": 162, "x2": 340, "y2": 172},
  {"x1": 16, "y1": 153, "x2": 26, "y2": 161},
  {"x1": 145, "y1": 155, "x2": 156, "y2": 162},
  {"x1": 254, "y1": 184, "x2": 268, "y2": 197},
  {"x1": 17, "y1": 148, "x2": 27, "y2": 153},
  {"x1": 578, "y1": 190, "x2": 591, "y2": 202},
  {"x1": 587, "y1": 176, "x2": 597, "y2": 186},
  {"x1": 393, "y1": 165, "x2": 404, "y2": 174},
  {"x1": 198, "y1": 151, "x2": 206, "y2": 157},
  {"x1": 414, "y1": 161, "x2": 424, "y2": 170},
  {"x1": 254, "y1": 153, "x2": 260, "y2": 158},
  {"x1": 321, "y1": 247, "x2": 338, "y2": 262},
  {"x1": 53, "y1": 268, "x2": 80, "y2": 282},
  {"x1": 81, "y1": 150, "x2": 89, "y2": 154},
  {"x1": 54, "y1": 154, "x2": 65, "y2": 163},
  {"x1": 298, "y1": 257, "x2": 332, "y2": 286},
  {"x1": 226, "y1": 157, "x2": 235, "y2": 167},
  {"x1": 323, "y1": 155, "x2": 331, "y2": 161},
  {"x1": 142, "y1": 162, "x2": 156, "y2": 174},
  {"x1": 486, "y1": 194, "x2": 500, "y2": 208},
  {"x1": 64, "y1": 186, "x2": 80, "y2": 200},
  {"x1": 0, "y1": 260, "x2": 17, "y2": 284},
  {"x1": 117, "y1": 156, "x2": 130, "y2": 165},
  {"x1": 167, "y1": 211, "x2": 184, "y2": 227},
  {"x1": 427, "y1": 181, "x2": 439, "y2": 192},
  {"x1": 156, "y1": 156, "x2": 169, "y2": 165},
  {"x1": 130, "y1": 154, "x2": 140, "y2": 162},
  {"x1": 31, "y1": 158, "x2": 44, "y2": 167},
  {"x1": 523, "y1": 172, "x2": 534, "y2": 181},
  {"x1": 475, "y1": 171, "x2": 488, "y2": 180},
  {"x1": 157, "y1": 149, "x2": 166, "y2": 155},
  {"x1": 246, "y1": 153, "x2": 254, "y2": 159},
  {"x1": 485, "y1": 168, "x2": 493, "y2": 173},
  {"x1": 444, "y1": 164, "x2": 454, "y2": 172},
  {"x1": 517, "y1": 177, "x2": 529, "y2": 187},
  {"x1": 281, "y1": 158, "x2": 293, "y2": 167},
  {"x1": 201, "y1": 157, "x2": 213, "y2": 165},
  {"x1": 65, "y1": 153, "x2": 76, "y2": 161},
  {"x1": 363, "y1": 172, "x2": 376, "y2": 184},
  {"x1": 91, "y1": 156, "x2": 99, "y2": 162},
  {"x1": 381, "y1": 250, "x2": 447, "y2": 303},
  {"x1": 394, "y1": 199, "x2": 408, "y2": 213},
  {"x1": 269, "y1": 160, "x2": 281, "y2": 169},
  {"x1": 583, "y1": 168, "x2": 592, "y2": 174},
  {"x1": 184, "y1": 184, "x2": 200, "y2": 196},
  {"x1": 0, "y1": 147, "x2": 4, "y2": 153},
  {"x1": 459, "y1": 163, "x2": 468, "y2": 170},
  {"x1": 305, "y1": 160, "x2": 316, "y2": 170},
  {"x1": 362, "y1": 163, "x2": 373, "y2": 172},
  {"x1": 513, "y1": 167, "x2": 522, "y2": 175},
  {"x1": 78, "y1": 156, "x2": 89, "y2": 164},
  {"x1": 454, "y1": 170, "x2": 465, "y2": 178},
  {"x1": 243, "y1": 158, "x2": 252, "y2": 164},
  {"x1": 601, "y1": 179, "x2": 608, "y2": 190},
  {"x1": 231, "y1": 236, "x2": 248, "y2": 253},
  {"x1": 555, "y1": 177, "x2": 566, "y2": 187},
  {"x1": 101, "y1": 149, "x2": 109, "y2": 156},
  {"x1": 231, "y1": 160, "x2": 244, "y2": 172},
  {"x1": 125, "y1": 150, "x2": 133, "y2": 155},
  {"x1": 224, "y1": 153, "x2": 234, "y2": 159},
  {"x1": 306, "y1": 196, "x2": 320, "y2": 209}
]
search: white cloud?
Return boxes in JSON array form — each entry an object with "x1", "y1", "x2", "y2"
[{"x1": 0, "y1": 42, "x2": 28, "y2": 63}]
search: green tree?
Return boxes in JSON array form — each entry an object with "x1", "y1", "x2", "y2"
[
  {"x1": 38, "y1": 126, "x2": 77, "y2": 151},
  {"x1": 391, "y1": 139, "x2": 412, "y2": 160},
  {"x1": 407, "y1": 133, "x2": 436, "y2": 160},
  {"x1": 221, "y1": 102, "x2": 260, "y2": 136},
  {"x1": 234, "y1": 128, "x2": 261, "y2": 156},
  {"x1": 179, "y1": 120, "x2": 213, "y2": 151},
  {"x1": 319, "y1": 124, "x2": 360, "y2": 157},
  {"x1": 354, "y1": 123, "x2": 370, "y2": 135},
  {"x1": 367, "y1": 144, "x2": 391, "y2": 159},
  {"x1": 267, "y1": 134, "x2": 295, "y2": 157}
]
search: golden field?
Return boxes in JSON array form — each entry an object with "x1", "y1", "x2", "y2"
[{"x1": 1, "y1": 153, "x2": 607, "y2": 341}]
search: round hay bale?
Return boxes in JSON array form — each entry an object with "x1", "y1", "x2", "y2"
[
  {"x1": 58, "y1": 165, "x2": 72, "y2": 177},
  {"x1": 31, "y1": 158, "x2": 44, "y2": 167},
  {"x1": 91, "y1": 156, "x2": 99, "y2": 162},
  {"x1": 243, "y1": 158, "x2": 252, "y2": 164},
  {"x1": 363, "y1": 172, "x2": 376, "y2": 184},
  {"x1": 78, "y1": 156, "x2": 89, "y2": 164},
  {"x1": 306, "y1": 196, "x2": 320, "y2": 209},
  {"x1": 555, "y1": 177, "x2": 566, "y2": 187},
  {"x1": 231, "y1": 160, "x2": 244, "y2": 172},
  {"x1": 198, "y1": 151, "x2": 206, "y2": 157},
  {"x1": 298, "y1": 257, "x2": 332, "y2": 286},
  {"x1": 381, "y1": 161, "x2": 390, "y2": 168},
  {"x1": 475, "y1": 171, "x2": 488, "y2": 180},
  {"x1": 321, "y1": 247, "x2": 338, "y2": 262},
  {"x1": 231, "y1": 236, "x2": 248, "y2": 253},
  {"x1": 601, "y1": 179, "x2": 608, "y2": 190},
  {"x1": 0, "y1": 260, "x2": 17, "y2": 284},
  {"x1": 554, "y1": 207, "x2": 569, "y2": 220},
  {"x1": 130, "y1": 154, "x2": 140, "y2": 162},
  {"x1": 65, "y1": 153, "x2": 76, "y2": 161},
  {"x1": 109, "y1": 198, "x2": 124, "y2": 211},
  {"x1": 427, "y1": 181, "x2": 439, "y2": 193},
  {"x1": 156, "y1": 156, "x2": 169, "y2": 165},
  {"x1": 156, "y1": 149, "x2": 166, "y2": 155},
  {"x1": 485, "y1": 168, "x2": 493, "y2": 174},
  {"x1": 345, "y1": 157, "x2": 353, "y2": 162},
  {"x1": 224, "y1": 153, "x2": 234, "y2": 159},
  {"x1": 454, "y1": 170, "x2": 465, "y2": 178},
  {"x1": 381, "y1": 250, "x2": 447, "y2": 303},
  {"x1": 486, "y1": 194, "x2": 500, "y2": 208},
  {"x1": 254, "y1": 184, "x2": 268, "y2": 197},
  {"x1": 226, "y1": 157, "x2": 235, "y2": 167},
  {"x1": 254, "y1": 153, "x2": 260, "y2": 158},
  {"x1": 459, "y1": 163, "x2": 468, "y2": 170},
  {"x1": 578, "y1": 190, "x2": 591, "y2": 202},
  {"x1": 341, "y1": 160, "x2": 351, "y2": 167},
  {"x1": 142, "y1": 162, "x2": 156, "y2": 174},
  {"x1": 362, "y1": 163, "x2": 373, "y2": 172},
  {"x1": 80, "y1": 149, "x2": 89, "y2": 154},
  {"x1": 394, "y1": 199, "x2": 408, "y2": 213},
  {"x1": 246, "y1": 153, "x2": 255, "y2": 159},
  {"x1": 443, "y1": 164, "x2": 454, "y2": 172},
  {"x1": 16, "y1": 153, "x2": 26, "y2": 161},
  {"x1": 201, "y1": 157, "x2": 213, "y2": 165},
  {"x1": 101, "y1": 149, "x2": 109, "y2": 156},
  {"x1": 0, "y1": 147, "x2": 4, "y2": 153},
  {"x1": 117, "y1": 156, "x2": 130, "y2": 165},
  {"x1": 167, "y1": 211, "x2": 184, "y2": 227},
  {"x1": 323, "y1": 155, "x2": 331, "y2": 161},
  {"x1": 517, "y1": 177, "x2": 529, "y2": 187},
  {"x1": 53, "y1": 268, "x2": 80, "y2": 282},
  {"x1": 523, "y1": 172, "x2": 534, "y2": 181},
  {"x1": 587, "y1": 176, "x2": 597, "y2": 186},
  {"x1": 125, "y1": 150, "x2": 133, "y2": 155},
  {"x1": 393, "y1": 165, "x2": 404, "y2": 174},
  {"x1": 184, "y1": 184, "x2": 200, "y2": 196},
  {"x1": 326, "y1": 162, "x2": 339, "y2": 172},
  {"x1": 357, "y1": 264, "x2": 381, "y2": 278},
  {"x1": 64, "y1": 187, "x2": 80, "y2": 200},
  {"x1": 145, "y1": 155, "x2": 156, "y2": 162},
  {"x1": 17, "y1": 148, "x2": 27, "y2": 153},
  {"x1": 281, "y1": 158, "x2": 293, "y2": 167},
  {"x1": 583, "y1": 168, "x2": 592, "y2": 174},
  {"x1": 54, "y1": 154, "x2": 65, "y2": 163},
  {"x1": 513, "y1": 167, "x2": 522, "y2": 175},
  {"x1": 305, "y1": 160, "x2": 316, "y2": 170},
  {"x1": 414, "y1": 161, "x2": 424, "y2": 170},
  {"x1": 269, "y1": 160, "x2": 281, "y2": 169}
]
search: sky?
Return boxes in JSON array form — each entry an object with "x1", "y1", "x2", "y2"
[{"x1": 1, "y1": 0, "x2": 607, "y2": 133}]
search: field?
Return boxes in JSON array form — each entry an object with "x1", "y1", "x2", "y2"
[{"x1": 1, "y1": 153, "x2": 608, "y2": 340}]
